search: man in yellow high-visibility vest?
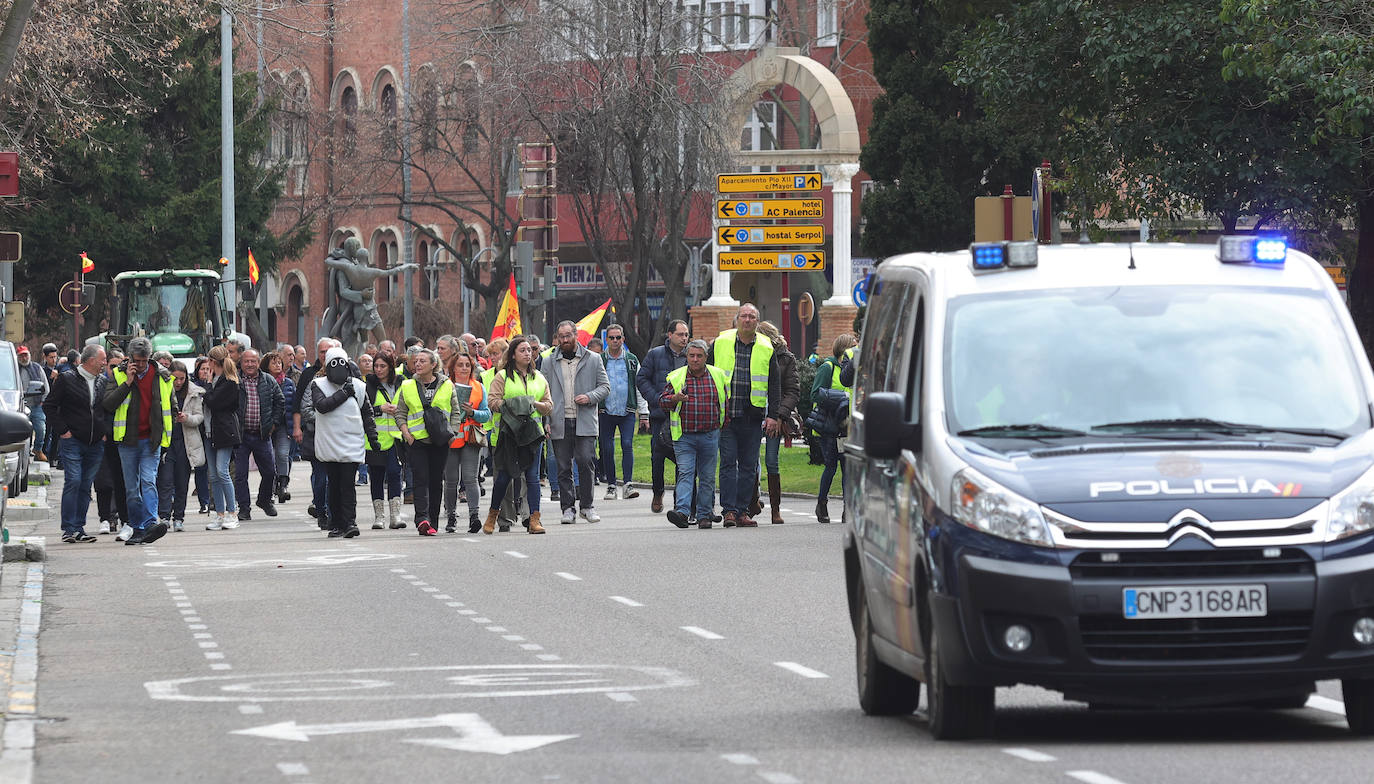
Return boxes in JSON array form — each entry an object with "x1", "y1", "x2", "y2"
[
  {"x1": 709, "y1": 303, "x2": 780, "y2": 528},
  {"x1": 101, "y1": 337, "x2": 175, "y2": 545}
]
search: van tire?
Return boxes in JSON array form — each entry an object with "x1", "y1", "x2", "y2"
[
  {"x1": 925, "y1": 606, "x2": 995, "y2": 740},
  {"x1": 855, "y1": 589, "x2": 919, "y2": 715},
  {"x1": 1343, "y1": 679, "x2": 1374, "y2": 735}
]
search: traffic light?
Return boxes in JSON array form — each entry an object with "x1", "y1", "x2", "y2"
[{"x1": 513, "y1": 241, "x2": 534, "y2": 298}]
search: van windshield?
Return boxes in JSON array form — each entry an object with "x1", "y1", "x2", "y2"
[{"x1": 945, "y1": 286, "x2": 1369, "y2": 438}]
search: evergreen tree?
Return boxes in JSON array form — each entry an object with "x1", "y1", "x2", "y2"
[
  {"x1": 12, "y1": 24, "x2": 309, "y2": 331},
  {"x1": 859, "y1": 0, "x2": 1038, "y2": 258}
]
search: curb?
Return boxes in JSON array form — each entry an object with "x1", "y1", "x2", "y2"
[{"x1": 1, "y1": 538, "x2": 45, "y2": 563}]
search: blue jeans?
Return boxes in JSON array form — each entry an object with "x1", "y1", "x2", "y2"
[
  {"x1": 673, "y1": 430, "x2": 719, "y2": 518},
  {"x1": 28, "y1": 407, "x2": 46, "y2": 455},
  {"x1": 205, "y1": 444, "x2": 236, "y2": 514},
  {"x1": 58, "y1": 437, "x2": 104, "y2": 534},
  {"x1": 598, "y1": 412, "x2": 636, "y2": 485},
  {"x1": 234, "y1": 431, "x2": 277, "y2": 511},
  {"x1": 117, "y1": 439, "x2": 163, "y2": 530},
  {"x1": 764, "y1": 434, "x2": 781, "y2": 474},
  {"x1": 491, "y1": 457, "x2": 541, "y2": 515},
  {"x1": 717, "y1": 411, "x2": 763, "y2": 514},
  {"x1": 194, "y1": 464, "x2": 210, "y2": 507},
  {"x1": 368, "y1": 448, "x2": 402, "y2": 501}
]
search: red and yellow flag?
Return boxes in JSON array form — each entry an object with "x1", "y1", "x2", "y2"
[
  {"x1": 490, "y1": 273, "x2": 523, "y2": 341},
  {"x1": 247, "y1": 248, "x2": 260, "y2": 285},
  {"x1": 575, "y1": 298, "x2": 612, "y2": 346},
  {"x1": 79, "y1": 251, "x2": 94, "y2": 274}
]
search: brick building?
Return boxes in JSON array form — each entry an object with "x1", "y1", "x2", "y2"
[{"x1": 245, "y1": 0, "x2": 880, "y2": 353}]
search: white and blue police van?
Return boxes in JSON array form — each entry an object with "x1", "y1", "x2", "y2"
[{"x1": 842, "y1": 237, "x2": 1374, "y2": 738}]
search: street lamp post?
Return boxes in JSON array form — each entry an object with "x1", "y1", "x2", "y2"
[{"x1": 464, "y1": 246, "x2": 497, "y2": 337}]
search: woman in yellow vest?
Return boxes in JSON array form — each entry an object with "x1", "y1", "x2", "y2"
[
  {"x1": 364, "y1": 352, "x2": 405, "y2": 530},
  {"x1": 484, "y1": 336, "x2": 553, "y2": 535},
  {"x1": 443, "y1": 350, "x2": 491, "y2": 533},
  {"x1": 396, "y1": 349, "x2": 457, "y2": 536},
  {"x1": 808, "y1": 334, "x2": 857, "y2": 524}
]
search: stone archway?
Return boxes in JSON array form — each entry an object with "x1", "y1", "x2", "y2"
[{"x1": 694, "y1": 48, "x2": 862, "y2": 350}]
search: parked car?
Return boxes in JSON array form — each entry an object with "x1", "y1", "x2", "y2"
[{"x1": 0, "y1": 340, "x2": 31, "y2": 497}]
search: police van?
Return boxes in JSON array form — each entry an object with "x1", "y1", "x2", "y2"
[{"x1": 842, "y1": 237, "x2": 1374, "y2": 738}]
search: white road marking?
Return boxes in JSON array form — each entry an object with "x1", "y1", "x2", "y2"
[
  {"x1": 205, "y1": 653, "x2": 226, "y2": 660},
  {"x1": 446, "y1": 602, "x2": 465, "y2": 608},
  {"x1": 1003, "y1": 748, "x2": 1056, "y2": 762},
  {"x1": 199, "y1": 642, "x2": 219, "y2": 649},
  {"x1": 462, "y1": 537, "x2": 481, "y2": 543},
  {"x1": 276, "y1": 762, "x2": 310, "y2": 776},
  {"x1": 185, "y1": 617, "x2": 203, "y2": 623},
  {"x1": 389, "y1": 569, "x2": 408, "y2": 573},
  {"x1": 472, "y1": 618, "x2": 493, "y2": 624},
  {"x1": 175, "y1": 602, "x2": 192, "y2": 608},
  {"x1": 773, "y1": 662, "x2": 828, "y2": 679},
  {"x1": 609, "y1": 596, "x2": 643, "y2": 607},
  {"x1": 1068, "y1": 772, "x2": 1130, "y2": 784},
  {"x1": 421, "y1": 587, "x2": 439, "y2": 593},
  {"x1": 606, "y1": 692, "x2": 637, "y2": 703},
  {"x1": 503, "y1": 635, "x2": 525, "y2": 641},
  {"x1": 434, "y1": 594, "x2": 452, "y2": 600},
  {"x1": 505, "y1": 551, "x2": 529, "y2": 559},
  {"x1": 757, "y1": 773, "x2": 801, "y2": 784},
  {"x1": 555, "y1": 572, "x2": 582, "y2": 581},
  {"x1": 179, "y1": 609, "x2": 196, "y2": 615},
  {"x1": 1307, "y1": 695, "x2": 1346, "y2": 715},
  {"x1": 188, "y1": 624, "x2": 208, "y2": 630},
  {"x1": 234, "y1": 713, "x2": 578, "y2": 755},
  {"x1": 681, "y1": 626, "x2": 724, "y2": 640},
  {"x1": 536, "y1": 654, "x2": 562, "y2": 661},
  {"x1": 194, "y1": 633, "x2": 214, "y2": 639},
  {"x1": 239, "y1": 705, "x2": 264, "y2": 715},
  {"x1": 486, "y1": 627, "x2": 508, "y2": 633},
  {"x1": 210, "y1": 663, "x2": 233, "y2": 671},
  {"x1": 722, "y1": 753, "x2": 759, "y2": 765},
  {"x1": 521, "y1": 644, "x2": 545, "y2": 651}
]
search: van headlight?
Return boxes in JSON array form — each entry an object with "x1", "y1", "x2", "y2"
[
  {"x1": 951, "y1": 468, "x2": 1054, "y2": 547},
  {"x1": 1327, "y1": 463, "x2": 1374, "y2": 541}
]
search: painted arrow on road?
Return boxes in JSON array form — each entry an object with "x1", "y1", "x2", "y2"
[{"x1": 232, "y1": 713, "x2": 577, "y2": 755}]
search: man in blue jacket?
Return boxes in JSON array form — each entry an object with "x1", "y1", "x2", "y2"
[{"x1": 635, "y1": 319, "x2": 689, "y2": 513}]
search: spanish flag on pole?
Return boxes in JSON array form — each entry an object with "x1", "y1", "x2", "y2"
[
  {"x1": 490, "y1": 273, "x2": 523, "y2": 341},
  {"x1": 247, "y1": 248, "x2": 260, "y2": 285},
  {"x1": 574, "y1": 298, "x2": 612, "y2": 346},
  {"x1": 79, "y1": 251, "x2": 94, "y2": 274}
]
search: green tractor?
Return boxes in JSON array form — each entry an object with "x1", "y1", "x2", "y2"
[{"x1": 89, "y1": 269, "x2": 236, "y2": 360}]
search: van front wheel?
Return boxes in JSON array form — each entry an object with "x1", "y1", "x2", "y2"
[
  {"x1": 1343, "y1": 679, "x2": 1374, "y2": 735},
  {"x1": 925, "y1": 607, "x2": 994, "y2": 740},
  {"x1": 855, "y1": 588, "x2": 919, "y2": 715}
]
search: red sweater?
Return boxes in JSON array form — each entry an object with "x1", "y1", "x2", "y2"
[{"x1": 134, "y1": 367, "x2": 155, "y2": 439}]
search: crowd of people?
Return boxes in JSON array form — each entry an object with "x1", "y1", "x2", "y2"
[{"x1": 27, "y1": 307, "x2": 856, "y2": 543}]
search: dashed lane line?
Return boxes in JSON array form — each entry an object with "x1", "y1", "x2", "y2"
[
  {"x1": 610, "y1": 596, "x2": 643, "y2": 607},
  {"x1": 606, "y1": 692, "x2": 637, "y2": 703},
  {"x1": 1003, "y1": 748, "x2": 1057, "y2": 762},
  {"x1": 722, "y1": 754, "x2": 759, "y2": 766},
  {"x1": 555, "y1": 572, "x2": 582, "y2": 581},
  {"x1": 1068, "y1": 772, "x2": 1129, "y2": 784},
  {"x1": 773, "y1": 662, "x2": 828, "y2": 679},
  {"x1": 276, "y1": 762, "x2": 310, "y2": 776},
  {"x1": 681, "y1": 626, "x2": 724, "y2": 640},
  {"x1": 758, "y1": 772, "x2": 801, "y2": 784},
  {"x1": 505, "y1": 551, "x2": 529, "y2": 559}
]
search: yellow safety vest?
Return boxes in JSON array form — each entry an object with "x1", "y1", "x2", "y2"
[
  {"x1": 111, "y1": 368, "x2": 175, "y2": 448},
  {"x1": 479, "y1": 367, "x2": 498, "y2": 436},
  {"x1": 491, "y1": 369, "x2": 548, "y2": 447},
  {"x1": 399, "y1": 377, "x2": 453, "y2": 442},
  {"x1": 665, "y1": 365, "x2": 729, "y2": 441},
  {"x1": 712, "y1": 329, "x2": 773, "y2": 409},
  {"x1": 833, "y1": 346, "x2": 855, "y2": 401},
  {"x1": 371, "y1": 384, "x2": 401, "y2": 451}
]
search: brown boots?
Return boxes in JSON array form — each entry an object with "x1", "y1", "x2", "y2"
[
  {"x1": 528, "y1": 511, "x2": 545, "y2": 534},
  {"x1": 768, "y1": 474, "x2": 784, "y2": 524},
  {"x1": 482, "y1": 508, "x2": 499, "y2": 535}
]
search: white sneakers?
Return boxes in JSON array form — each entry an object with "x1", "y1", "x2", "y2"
[
  {"x1": 97, "y1": 520, "x2": 111, "y2": 535},
  {"x1": 580, "y1": 507, "x2": 601, "y2": 523},
  {"x1": 205, "y1": 514, "x2": 223, "y2": 531},
  {"x1": 561, "y1": 508, "x2": 576, "y2": 524},
  {"x1": 115, "y1": 524, "x2": 134, "y2": 542},
  {"x1": 221, "y1": 513, "x2": 240, "y2": 530},
  {"x1": 604, "y1": 486, "x2": 618, "y2": 501}
]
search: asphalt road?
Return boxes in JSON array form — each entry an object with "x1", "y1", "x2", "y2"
[{"x1": 26, "y1": 476, "x2": 1370, "y2": 784}]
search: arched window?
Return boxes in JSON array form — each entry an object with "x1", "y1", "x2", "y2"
[
  {"x1": 379, "y1": 83, "x2": 398, "y2": 148},
  {"x1": 341, "y1": 85, "x2": 358, "y2": 156}
]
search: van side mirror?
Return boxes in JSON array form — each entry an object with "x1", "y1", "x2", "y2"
[
  {"x1": 864, "y1": 392, "x2": 911, "y2": 460},
  {"x1": 0, "y1": 409, "x2": 33, "y2": 451}
]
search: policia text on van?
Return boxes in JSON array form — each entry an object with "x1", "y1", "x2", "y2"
[{"x1": 842, "y1": 237, "x2": 1374, "y2": 739}]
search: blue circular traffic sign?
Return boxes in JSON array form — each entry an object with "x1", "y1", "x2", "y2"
[
  {"x1": 793, "y1": 254, "x2": 806, "y2": 268},
  {"x1": 852, "y1": 276, "x2": 869, "y2": 306},
  {"x1": 734, "y1": 203, "x2": 748, "y2": 216},
  {"x1": 734, "y1": 229, "x2": 749, "y2": 243}
]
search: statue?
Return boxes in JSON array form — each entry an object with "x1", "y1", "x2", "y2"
[{"x1": 322, "y1": 237, "x2": 415, "y2": 356}]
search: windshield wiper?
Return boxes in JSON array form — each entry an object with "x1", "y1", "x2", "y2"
[
  {"x1": 958, "y1": 424, "x2": 1090, "y2": 438},
  {"x1": 1091, "y1": 417, "x2": 1348, "y2": 440}
]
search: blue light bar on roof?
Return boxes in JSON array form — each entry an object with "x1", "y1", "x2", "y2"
[
  {"x1": 1218, "y1": 235, "x2": 1287, "y2": 264},
  {"x1": 970, "y1": 243, "x2": 1005, "y2": 270}
]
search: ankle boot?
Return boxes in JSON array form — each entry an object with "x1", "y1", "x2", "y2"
[
  {"x1": 482, "y1": 508, "x2": 499, "y2": 535},
  {"x1": 388, "y1": 497, "x2": 406, "y2": 529},
  {"x1": 816, "y1": 498, "x2": 830, "y2": 524},
  {"x1": 748, "y1": 483, "x2": 763, "y2": 517},
  {"x1": 768, "y1": 474, "x2": 784, "y2": 524},
  {"x1": 371, "y1": 499, "x2": 386, "y2": 529},
  {"x1": 527, "y1": 510, "x2": 545, "y2": 534},
  {"x1": 277, "y1": 475, "x2": 291, "y2": 503},
  {"x1": 446, "y1": 512, "x2": 458, "y2": 534},
  {"x1": 468, "y1": 513, "x2": 482, "y2": 534}
]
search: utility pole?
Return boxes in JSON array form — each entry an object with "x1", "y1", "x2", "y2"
[{"x1": 220, "y1": 5, "x2": 237, "y2": 329}]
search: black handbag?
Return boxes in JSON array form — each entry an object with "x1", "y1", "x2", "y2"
[{"x1": 419, "y1": 384, "x2": 453, "y2": 443}]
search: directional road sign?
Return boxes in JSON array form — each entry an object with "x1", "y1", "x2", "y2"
[
  {"x1": 717, "y1": 251, "x2": 826, "y2": 272},
  {"x1": 852, "y1": 275, "x2": 869, "y2": 307},
  {"x1": 717, "y1": 225, "x2": 824, "y2": 247},
  {"x1": 717, "y1": 172, "x2": 822, "y2": 194},
  {"x1": 717, "y1": 199, "x2": 825, "y2": 220}
]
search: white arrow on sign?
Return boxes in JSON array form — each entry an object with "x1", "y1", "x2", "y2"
[{"x1": 232, "y1": 713, "x2": 577, "y2": 755}]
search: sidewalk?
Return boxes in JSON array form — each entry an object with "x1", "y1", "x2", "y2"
[{"x1": 0, "y1": 462, "x2": 55, "y2": 784}]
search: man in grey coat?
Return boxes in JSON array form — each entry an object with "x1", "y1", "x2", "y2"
[{"x1": 544, "y1": 321, "x2": 611, "y2": 523}]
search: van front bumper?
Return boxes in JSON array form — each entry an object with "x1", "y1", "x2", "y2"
[{"x1": 932, "y1": 544, "x2": 1374, "y2": 706}]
